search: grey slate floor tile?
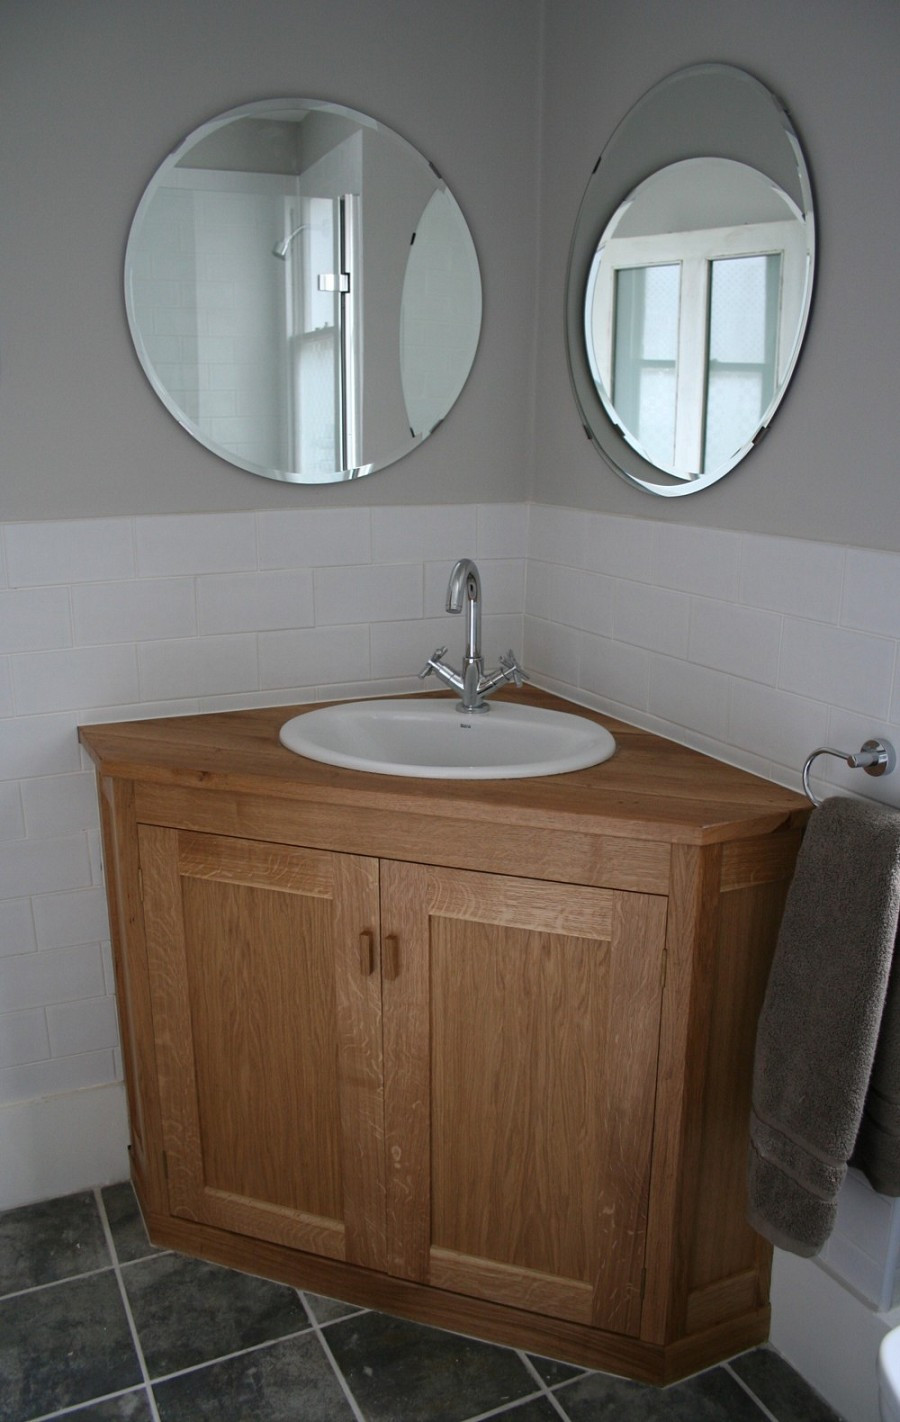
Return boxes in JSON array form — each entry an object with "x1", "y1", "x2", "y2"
[
  {"x1": 730, "y1": 1346, "x2": 844, "y2": 1422},
  {"x1": 0, "y1": 1189, "x2": 110, "y2": 1293},
  {"x1": 101, "y1": 1180, "x2": 162, "y2": 1264},
  {"x1": 152, "y1": 1332, "x2": 357, "y2": 1422},
  {"x1": 0, "y1": 1182, "x2": 848, "y2": 1422},
  {"x1": 324, "y1": 1309, "x2": 537, "y2": 1421},
  {"x1": 54, "y1": 1394, "x2": 156, "y2": 1420},
  {"x1": 556, "y1": 1362, "x2": 773, "y2": 1420},
  {"x1": 0, "y1": 1269, "x2": 142, "y2": 1422},
  {"x1": 121, "y1": 1251, "x2": 311, "y2": 1377}
]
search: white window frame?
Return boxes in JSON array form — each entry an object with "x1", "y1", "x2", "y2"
[{"x1": 586, "y1": 219, "x2": 807, "y2": 477}]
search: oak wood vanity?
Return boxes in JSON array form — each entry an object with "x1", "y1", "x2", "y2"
[{"x1": 80, "y1": 687, "x2": 809, "y2": 1385}]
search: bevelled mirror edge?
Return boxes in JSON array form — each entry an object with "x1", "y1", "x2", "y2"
[
  {"x1": 124, "y1": 97, "x2": 483, "y2": 486},
  {"x1": 565, "y1": 63, "x2": 816, "y2": 496}
]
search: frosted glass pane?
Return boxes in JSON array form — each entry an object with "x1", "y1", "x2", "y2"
[
  {"x1": 641, "y1": 265, "x2": 680, "y2": 360},
  {"x1": 614, "y1": 265, "x2": 679, "y2": 464},
  {"x1": 297, "y1": 334, "x2": 338, "y2": 476},
  {"x1": 635, "y1": 369, "x2": 677, "y2": 466},
  {"x1": 704, "y1": 370, "x2": 764, "y2": 470},
  {"x1": 704, "y1": 253, "x2": 779, "y2": 470},
  {"x1": 708, "y1": 254, "x2": 779, "y2": 364},
  {"x1": 615, "y1": 265, "x2": 680, "y2": 361},
  {"x1": 304, "y1": 197, "x2": 337, "y2": 334}
]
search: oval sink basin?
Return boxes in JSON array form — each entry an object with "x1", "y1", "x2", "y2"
[{"x1": 279, "y1": 698, "x2": 615, "y2": 779}]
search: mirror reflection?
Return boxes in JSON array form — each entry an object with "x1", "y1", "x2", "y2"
[
  {"x1": 585, "y1": 158, "x2": 810, "y2": 482},
  {"x1": 125, "y1": 99, "x2": 482, "y2": 484},
  {"x1": 565, "y1": 64, "x2": 816, "y2": 496}
]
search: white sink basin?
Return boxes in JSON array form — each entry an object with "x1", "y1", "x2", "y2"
[{"x1": 279, "y1": 698, "x2": 616, "y2": 779}]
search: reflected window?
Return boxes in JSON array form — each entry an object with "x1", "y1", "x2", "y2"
[
  {"x1": 612, "y1": 264, "x2": 680, "y2": 469},
  {"x1": 124, "y1": 98, "x2": 481, "y2": 484},
  {"x1": 609, "y1": 251, "x2": 781, "y2": 475},
  {"x1": 282, "y1": 195, "x2": 346, "y2": 480},
  {"x1": 704, "y1": 253, "x2": 779, "y2": 471},
  {"x1": 584, "y1": 157, "x2": 809, "y2": 482}
]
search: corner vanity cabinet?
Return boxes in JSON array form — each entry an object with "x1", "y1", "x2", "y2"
[{"x1": 80, "y1": 690, "x2": 808, "y2": 1384}]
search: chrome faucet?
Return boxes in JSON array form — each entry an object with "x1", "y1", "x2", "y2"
[{"x1": 418, "y1": 558, "x2": 528, "y2": 713}]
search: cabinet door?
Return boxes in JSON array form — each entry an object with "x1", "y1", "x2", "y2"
[
  {"x1": 381, "y1": 862, "x2": 667, "y2": 1338},
  {"x1": 139, "y1": 826, "x2": 386, "y2": 1269}
]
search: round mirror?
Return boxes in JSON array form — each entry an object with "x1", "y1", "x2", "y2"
[
  {"x1": 566, "y1": 65, "x2": 815, "y2": 496},
  {"x1": 125, "y1": 99, "x2": 482, "y2": 484}
]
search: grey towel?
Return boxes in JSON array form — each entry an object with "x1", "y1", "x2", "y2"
[
  {"x1": 853, "y1": 941, "x2": 900, "y2": 1193},
  {"x1": 748, "y1": 796, "x2": 900, "y2": 1256}
]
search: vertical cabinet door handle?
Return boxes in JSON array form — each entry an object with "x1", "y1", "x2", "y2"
[
  {"x1": 359, "y1": 930, "x2": 375, "y2": 976},
  {"x1": 383, "y1": 934, "x2": 400, "y2": 981}
]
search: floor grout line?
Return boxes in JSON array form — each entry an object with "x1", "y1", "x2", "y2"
[
  {"x1": 94, "y1": 1184, "x2": 163, "y2": 1422},
  {"x1": 142, "y1": 1324, "x2": 317, "y2": 1388},
  {"x1": 3, "y1": 1185, "x2": 834, "y2": 1422},
  {"x1": 0, "y1": 1261, "x2": 118, "y2": 1303},
  {"x1": 722, "y1": 1360, "x2": 782, "y2": 1422},
  {"x1": 516, "y1": 1350, "x2": 577, "y2": 1420},
  {"x1": 299, "y1": 1292, "x2": 368, "y2": 1422},
  {"x1": 455, "y1": 1387, "x2": 550, "y2": 1421},
  {"x1": 24, "y1": 1383, "x2": 151, "y2": 1422}
]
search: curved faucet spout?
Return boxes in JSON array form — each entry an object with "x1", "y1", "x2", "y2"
[
  {"x1": 446, "y1": 558, "x2": 482, "y2": 666},
  {"x1": 420, "y1": 557, "x2": 525, "y2": 714}
]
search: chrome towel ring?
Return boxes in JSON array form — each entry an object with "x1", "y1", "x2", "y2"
[{"x1": 802, "y1": 739, "x2": 897, "y2": 807}]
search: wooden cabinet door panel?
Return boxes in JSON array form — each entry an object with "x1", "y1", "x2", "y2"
[
  {"x1": 139, "y1": 827, "x2": 385, "y2": 1268},
  {"x1": 381, "y1": 862, "x2": 667, "y2": 1337}
]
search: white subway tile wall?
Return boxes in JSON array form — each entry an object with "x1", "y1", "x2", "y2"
[
  {"x1": 526, "y1": 505, "x2": 900, "y2": 810},
  {"x1": 0, "y1": 505, "x2": 527, "y2": 1110},
  {"x1": 2, "y1": 500, "x2": 900, "y2": 1288},
  {"x1": 524, "y1": 507, "x2": 900, "y2": 1309}
]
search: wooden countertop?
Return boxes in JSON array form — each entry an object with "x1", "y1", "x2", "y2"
[{"x1": 79, "y1": 686, "x2": 810, "y2": 846}]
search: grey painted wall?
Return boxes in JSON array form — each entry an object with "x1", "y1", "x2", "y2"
[
  {"x1": 532, "y1": 0, "x2": 900, "y2": 550},
  {"x1": 3, "y1": 0, "x2": 899, "y2": 551},
  {"x1": 0, "y1": 0, "x2": 541, "y2": 518}
]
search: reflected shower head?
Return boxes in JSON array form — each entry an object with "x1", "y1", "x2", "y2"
[{"x1": 273, "y1": 223, "x2": 311, "y2": 259}]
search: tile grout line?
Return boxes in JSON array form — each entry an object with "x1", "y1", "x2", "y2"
[
  {"x1": 299, "y1": 1307, "x2": 565, "y2": 1422},
  {"x1": 26, "y1": 1382, "x2": 151, "y2": 1422},
  {"x1": 133, "y1": 1324, "x2": 318, "y2": 1388},
  {"x1": 517, "y1": 1350, "x2": 577, "y2": 1420},
  {"x1": 453, "y1": 1388, "x2": 553, "y2": 1422},
  {"x1": 94, "y1": 1185, "x2": 163, "y2": 1422},
  {"x1": 0, "y1": 1261, "x2": 118, "y2": 1304},
  {"x1": 298, "y1": 1292, "x2": 368, "y2": 1422},
  {"x1": 721, "y1": 1360, "x2": 782, "y2": 1422}
]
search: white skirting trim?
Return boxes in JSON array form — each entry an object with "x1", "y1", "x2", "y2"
[
  {"x1": 770, "y1": 1248, "x2": 899, "y2": 1422},
  {"x1": 0, "y1": 1082, "x2": 130, "y2": 1210}
]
